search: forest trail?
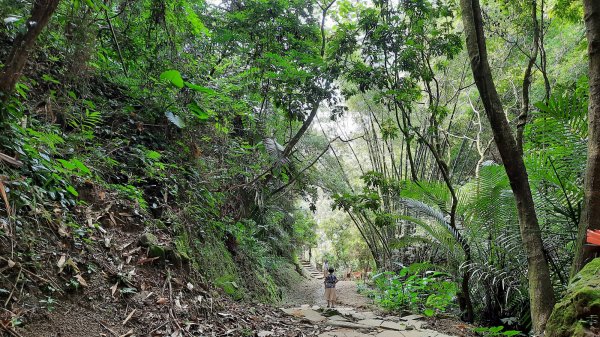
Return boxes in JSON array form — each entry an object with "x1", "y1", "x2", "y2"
[{"x1": 278, "y1": 263, "x2": 469, "y2": 337}]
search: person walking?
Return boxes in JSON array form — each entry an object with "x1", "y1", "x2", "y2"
[
  {"x1": 322, "y1": 259, "x2": 329, "y2": 278},
  {"x1": 324, "y1": 267, "x2": 339, "y2": 308}
]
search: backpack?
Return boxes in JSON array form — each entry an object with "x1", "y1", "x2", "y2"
[{"x1": 325, "y1": 274, "x2": 337, "y2": 288}]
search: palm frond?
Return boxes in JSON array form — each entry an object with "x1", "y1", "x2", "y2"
[{"x1": 395, "y1": 198, "x2": 468, "y2": 257}]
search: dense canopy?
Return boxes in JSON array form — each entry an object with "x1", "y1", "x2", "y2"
[{"x1": 0, "y1": 0, "x2": 599, "y2": 336}]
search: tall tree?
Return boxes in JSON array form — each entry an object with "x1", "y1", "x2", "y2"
[
  {"x1": 572, "y1": 0, "x2": 600, "y2": 275},
  {"x1": 458, "y1": 0, "x2": 555, "y2": 333},
  {"x1": 0, "y1": 0, "x2": 61, "y2": 103},
  {"x1": 516, "y1": 0, "x2": 540, "y2": 155}
]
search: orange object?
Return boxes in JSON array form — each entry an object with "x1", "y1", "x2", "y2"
[{"x1": 587, "y1": 230, "x2": 600, "y2": 246}]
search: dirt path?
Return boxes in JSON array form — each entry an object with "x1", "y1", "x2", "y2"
[
  {"x1": 280, "y1": 265, "x2": 476, "y2": 337},
  {"x1": 283, "y1": 278, "x2": 371, "y2": 309}
]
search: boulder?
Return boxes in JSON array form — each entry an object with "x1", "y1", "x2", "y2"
[
  {"x1": 545, "y1": 258, "x2": 600, "y2": 337},
  {"x1": 148, "y1": 244, "x2": 169, "y2": 259},
  {"x1": 139, "y1": 232, "x2": 158, "y2": 247}
]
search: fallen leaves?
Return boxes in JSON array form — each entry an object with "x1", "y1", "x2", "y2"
[
  {"x1": 111, "y1": 282, "x2": 119, "y2": 297},
  {"x1": 74, "y1": 274, "x2": 88, "y2": 287},
  {"x1": 122, "y1": 309, "x2": 136, "y2": 326},
  {"x1": 56, "y1": 255, "x2": 80, "y2": 274},
  {"x1": 56, "y1": 255, "x2": 66, "y2": 271},
  {"x1": 137, "y1": 256, "x2": 159, "y2": 265}
]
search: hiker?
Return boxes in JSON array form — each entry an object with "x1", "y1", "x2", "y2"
[
  {"x1": 324, "y1": 267, "x2": 338, "y2": 308},
  {"x1": 322, "y1": 259, "x2": 329, "y2": 278}
]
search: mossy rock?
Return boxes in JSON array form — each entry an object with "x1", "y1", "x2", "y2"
[
  {"x1": 147, "y1": 244, "x2": 186, "y2": 265},
  {"x1": 545, "y1": 258, "x2": 600, "y2": 337},
  {"x1": 148, "y1": 244, "x2": 168, "y2": 259},
  {"x1": 139, "y1": 232, "x2": 159, "y2": 247}
]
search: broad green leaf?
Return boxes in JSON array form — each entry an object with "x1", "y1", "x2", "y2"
[
  {"x1": 58, "y1": 159, "x2": 77, "y2": 171},
  {"x1": 15, "y1": 83, "x2": 29, "y2": 99},
  {"x1": 42, "y1": 74, "x2": 60, "y2": 84},
  {"x1": 184, "y1": 82, "x2": 217, "y2": 95},
  {"x1": 58, "y1": 159, "x2": 91, "y2": 175},
  {"x1": 3, "y1": 16, "x2": 21, "y2": 24},
  {"x1": 84, "y1": 0, "x2": 98, "y2": 10},
  {"x1": 165, "y1": 111, "x2": 186, "y2": 128},
  {"x1": 489, "y1": 326, "x2": 504, "y2": 333},
  {"x1": 66, "y1": 185, "x2": 79, "y2": 197},
  {"x1": 160, "y1": 70, "x2": 184, "y2": 88},
  {"x1": 145, "y1": 150, "x2": 161, "y2": 160},
  {"x1": 70, "y1": 159, "x2": 91, "y2": 175},
  {"x1": 187, "y1": 102, "x2": 210, "y2": 120},
  {"x1": 182, "y1": 1, "x2": 210, "y2": 36}
]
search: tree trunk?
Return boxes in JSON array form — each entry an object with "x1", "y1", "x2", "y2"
[
  {"x1": 0, "y1": 0, "x2": 61, "y2": 103},
  {"x1": 572, "y1": 0, "x2": 600, "y2": 275},
  {"x1": 516, "y1": 0, "x2": 540, "y2": 155},
  {"x1": 459, "y1": 0, "x2": 555, "y2": 334}
]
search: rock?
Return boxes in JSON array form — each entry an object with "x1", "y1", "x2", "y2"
[
  {"x1": 139, "y1": 232, "x2": 158, "y2": 247},
  {"x1": 399, "y1": 314, "x2": 424, "y2": 321},
  {"x1": 280, "y1": 308, "x2": 326, "y2": 323},
  {"x1": 376, "y1": 331, "x2": 408, "y2": 337},
  {"x1": 380, "y1": 321, "x2": 406, "y2": 331},
  {"x1": 347, "y1": 311, "x2": 377, "y2": 320},
  {"x1": 301, "y1": 309, "x2": 328, "y2": 323},
  {"x1": 148, "y1": 244, "x2": 167, "y2": 258},
  {"x1": 546, "y1": 258, "x2": 600, "y2": 337},
  {"x1": 377, "y1": 330, "x2": 452, "y2": 337},
  {"x1": 145, "y1": 243, "x2": 186, "y2": 265},
  {"x1": 329, "y1": 315, "x2": 350, "y2": 322},
  {"x1": 319, "y1": 329, "x2": 372, "y2": 337},
  {"x1": 405, "y1": 321, "x2": 422, "y2": 329},
  {"x1": 325, "y1": 321, "x2": 373, "y2": 330},
  {"x1": 258, "y1": 331, "x2": 274, "y2": 337},
  {"x1": 356, "y1": 319, "x2": 383, "y2": 327}
]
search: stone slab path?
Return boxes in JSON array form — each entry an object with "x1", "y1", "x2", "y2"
[
  {"x1": 279, "y1": 306, "x2": 457, "y2": 337},
  {"x1": 301, "y1": 259, "x2": 325, "y2": 279}
]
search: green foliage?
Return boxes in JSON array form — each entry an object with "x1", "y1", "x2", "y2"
[
  {"x1": 472, "y1": 326, "x2": 523, "y2": 337},
  {"x1": 0, "y1": 0, "x2": 592, "y2": 330},
  {"x1": 215, "y1": 274, "x2": 242, "y2": 299},
  {"x1": 367, "y1": 264, "x2": 457, "y2": 315},
  {"x1": 39, "y1": 296, "x2": 58, "y2": 313},
  {"x1": 107, "y1": 184, "x2": 148, "y2": 209},
  {"x1": 1, "y1": 123, "x2": 90, "y2": 208},
  {"x1": 160, "y1": 70, "x2": 184, "y2": 89}
]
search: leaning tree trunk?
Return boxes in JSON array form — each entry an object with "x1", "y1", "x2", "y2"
[
  {"x1": 0, "y1": 0, "x2": 61, "y2": 105},
  {"x1": 459, "y1": 0, "x2": 555, "y2": 334},
  {"x1": 572, "y1": 0, "x2": 600, "y2": 276}
]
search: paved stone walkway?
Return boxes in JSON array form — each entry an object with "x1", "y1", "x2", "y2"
[{"x1": 279, "y1": 306, "x2": 456, "y2": 337}]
